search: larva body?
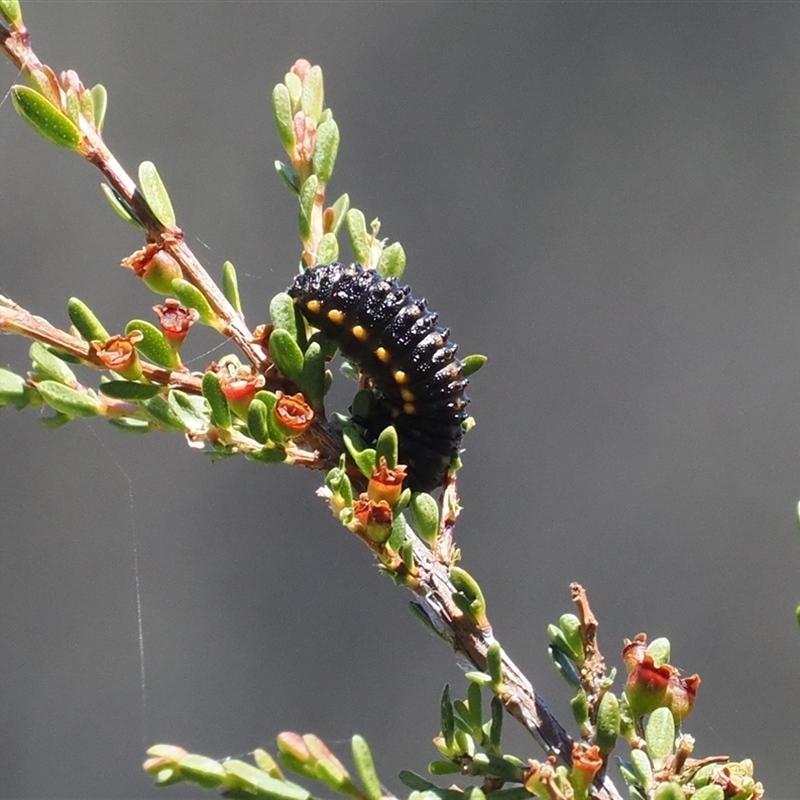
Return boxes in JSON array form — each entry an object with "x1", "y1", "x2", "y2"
[{"x1": 288, "y1": 262, "x2": 469, "y2": 491}]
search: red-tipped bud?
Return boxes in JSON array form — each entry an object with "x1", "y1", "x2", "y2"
[
  {"x1": 353, "y1": 495, "x2": 394, "y2": 543},
  {"x1": 122, "y1": 244, "x2": 182, "y2": 295},
  {"x1": 90, "y1": 331, "x2": 143, "y2": 380},
  {"x1": 622, "y1": 633, "x2": 648, "y2": 673},
  {"x1": 624, "y1": 641, "x2": 700, "y2": 723},
  {"x1": 153, "y1": 299, "x2": 198, "y2": 346},
  {"x1": 368, "y1": 457, "x2": 407, "y2": 506},
  {"x1": 217, "y1": 367, "x2": 265, "y2": 420}
]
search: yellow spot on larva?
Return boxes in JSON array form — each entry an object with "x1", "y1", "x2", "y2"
[
  {"x1": 352, "y1": 324, "x2": 368, "y2": 341},
  {"x1": 327, "y1": 308, "x2": 345, "y2": 324},
  {"x1": 401, "y1": 389, "x2": 415, "y2": 402},
  {"x1": 403, "y1": 402, "x2": 416, "y2": 415},
  {"x1": 393, "y1": 370, "x2": 407, "y2": 384},
  {"x1": 306, "y1": 299, "x2": 321, "y2": 314},
  {"x1": 375, "y1": 347, "x2": 390, "y2": 363}
]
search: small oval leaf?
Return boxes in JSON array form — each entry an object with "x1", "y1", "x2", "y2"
[
  {"x1": 11, "y1": 86, "x2": 81, "y2": 150},
  {"x1": 99, "y1": 381, "x2": 162, "y2": 401},
  {"x1": 126, "y1": 320, "x2": 174, "y2": 368},
  {"x1": 138, "y1": 160, "x2": 176, "y2": 228},
  {"x1": 37, "y1": 381, "x2": 100, "y2": 417}
]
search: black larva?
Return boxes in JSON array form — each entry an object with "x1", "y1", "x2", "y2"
[{"x1": 288, "y1": 262, "x2": 469, "y2": 492}]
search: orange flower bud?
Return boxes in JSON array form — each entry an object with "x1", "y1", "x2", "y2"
[
  {"x1": 273, "y1": 391, "x2": 314, "y2": 437},
  {"x1": 570, "y1": 744, "x2": 603, "y2": 796},
  {"x1": 90, "y1": 332, "x2": 143, "y2": 380},
  {"x1": 368, "y1": 457, "x2": 407, "y2": 506}
]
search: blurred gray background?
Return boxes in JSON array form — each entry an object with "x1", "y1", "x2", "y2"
[{"x1": 0, "y1": 2, "x2": 798, "y2": 797}]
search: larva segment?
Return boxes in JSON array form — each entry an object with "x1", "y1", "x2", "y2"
[{"x1": 288, "y1": 262, "x2": 469, "y2": 491}]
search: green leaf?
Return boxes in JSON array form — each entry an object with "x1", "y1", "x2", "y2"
[
  {"x1": 222, "y1": 759, "x2": 311, "y2": 800},
  {"x1": 316, "y1": 232, "x2": 339, "y2": 265},
  {"x1": 0, "y1": 0, "x2": 22, "y2": 26},
  {"x1": 351, "y1": 735, "x2": 382, "y2": 800},
  {"x1": 272, "y1": 83, "x2": 296, "y2": 153},
  {"x1": 653, "y1": 783, "x2": 684, "y2": 800},
  {"x1": 125, "y1": 320, "x2": 174, "y2": 368},
  {"x1": 269, "y1": 293, "x2": 299, "y2": 340},
  {"x1": 376, "y1": 242, "x2": 406, "y2": 280},
  {"x1": 646, "y1": 637, "x2": 671, "y2": 667},
  {"x1": 375, "y1": 425, "x2": 399, "y2": 469},
  {"x1": 138, "y1": 160, "x2": 176, "y2": 228},
  {"x1": 329, "y1": 193, "x2": 350, "y2": 235},
  {"x1": 171, "y1": 279, "x2": 218, "y2": 327},
  {"x1": 488, "y1": 696, "x2": 503, "y2": 752},
  {"x1": 275, "y1": 160, "x2": 300, "y2": 194},
  {"x1": 29, "y1": 341, "x2": 77, "y2": 385},
  {"x1": 38, "y1": 412, "x2": 72, "y2": 430},
  {"x1": 486, "y1": 643, "x2": 503, "y2": 689},
  {"x1": 465, "y1": 671, "x2": 492, "y2": 686},
  {"x1": 90, "y1": 84, "x2": 107, "y2": 131},
  {"x1": 594, "y1": 691, "x2": 620, "y2": 756},
  {"x1": 343, "y1": 428, "x2": 375, "y2": 479},
  {"x1": 300, "y1": 341, "x2": 326, "y2": 410},
  {"x1": 346, "y1": 208, "x2": 371, "y2": 265},
  {"x1": 440, "y1": 684, "x2": 455, "y2": 749},
  {"x1": 462, "y1": 354, "x2": 488, "y2": 378},
  {"x1": 140, "y1": 395, "x2": 186, "y2": 431},
  {"x1": 99, "y1": 381, "x2": 162, "y2": 401},
  {"x1": 100, "y1": 183, "x2": 143, "y2": 228},
  {"x1": 559, "y1": 613, "x2": 584, "y2": 663},
  {"x1": 222, "y1": 261, "x2": 242, "y2": 315},
  {"x1": 312, "y1": 118, "x2": 339, "y2": 183},
  {"x1": 247, "y1": 398, "x2": 270, "y2": 444},
  {"x1": 285, "y1": 71, "x2": 302, "y2": 108},
  {"x1": 0, "y1": 368, "x2": 29, "y2": 409},
  {"x1": 428, "y1": 761, "x2": 460, "y2": 776},
  {"x1": 107, "y1": 417, "x2": 151, "y2": 434},
  {"x1": 691, "y1": 787, "x2": 724, "y2": 800},
  {"x1": 247, "y1": 447, "x2": 287, "y2": 465},
  {"x1": 629, "y1": 749, "x2": 653, "y2": 792},
  {"x1": 470, "y1": 754, "x2": 524, "y2": 782},
  {"x1": 37, "y1": 381, "x2": 100, "y2": 417},
  {"x1": 300, "y1": 65, "x2": 324, "y2": 120},
  {"x1": 168, "y1": 390, "x2": 209, "y2": 432},
  {"x1": 177, "y1": 753, "x2": 225, "y2": 789},
  {"x1": 450, "y1": 566, "x2": 487, "y2": 625},
  {"x1": 202, "y1": 371, "x2": 231, "y2": 429},
  {"x1": 386, "y1": 511, "x2": 407, "y2": 551},
  {"x1": 11, "y1": 86, "x2": 81, "y2": 150},
  {"x1": 410, "y1": 492, "x2": 439, "y2": 545},
  {"x1": 269, "y1": 328, "x2": 304, "y2": 384},
  {"x1": 548, "y1": 645, "x2": 581, "y2": 689},
  {"x1": 68, "y1": 297, "x2": 110, "y2": 343},
  {"x1": 298, "y1": 174, "x2": 318, "y2": 241},
  {"x1": 645, "y1": 707, "x2": 675, "y2": 765},
  {"x1": 466, "y1": 681, "x2": 483, "y2": 732}
]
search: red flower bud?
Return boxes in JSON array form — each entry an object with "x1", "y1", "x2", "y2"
[
  {"x1": 216, "y1": 366, "x2": 265, "y2": 420},
  {"x1": 624, "y1": 640, "x2": 700, "y2": 723},
  {"x1": 153, "y1": 299, "x2": 198, "y2": 345}
]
